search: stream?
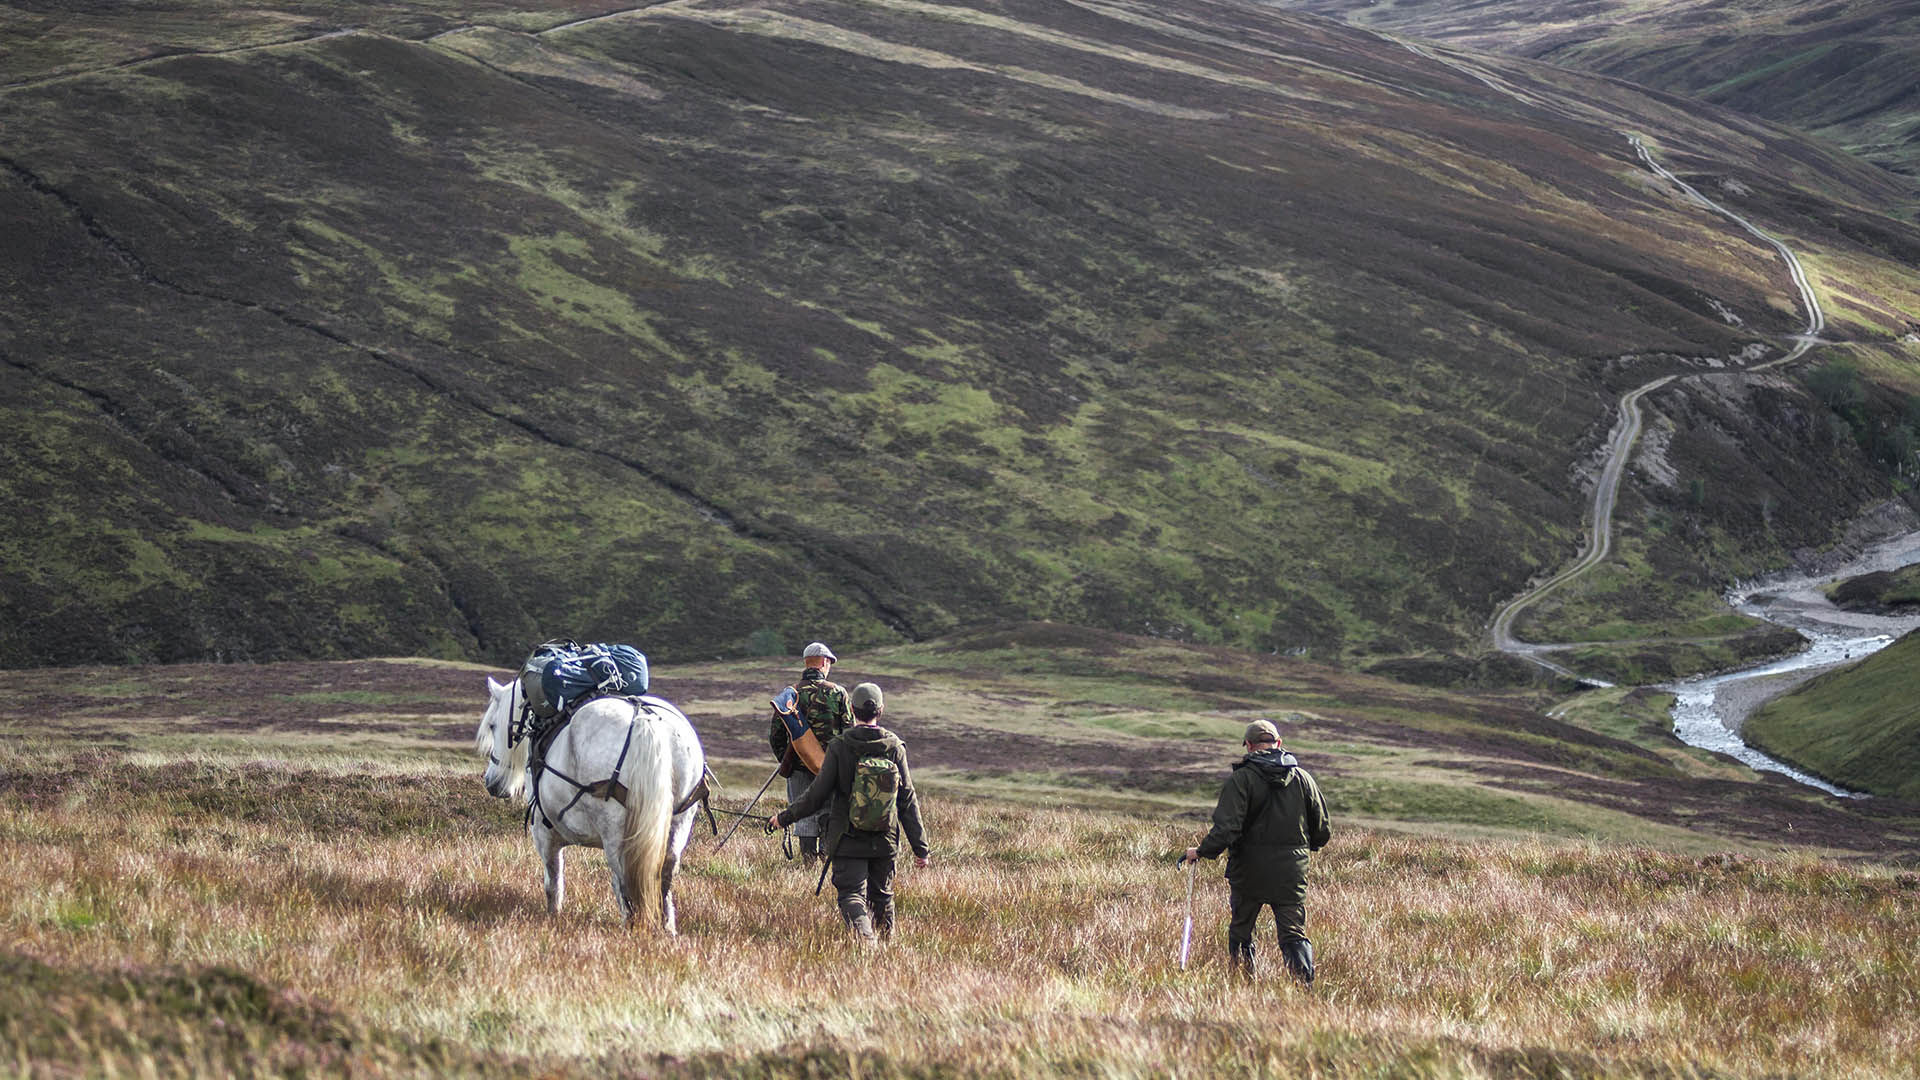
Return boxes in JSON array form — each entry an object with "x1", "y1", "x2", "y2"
[{"x1": 1667, "y1": 529, "x2": 1920, "y2": 797}]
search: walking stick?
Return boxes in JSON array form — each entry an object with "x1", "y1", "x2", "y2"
[
  {"x1": 714, "y1": 762, "x2": 783, "y2": 852},
  {"x1": 813, "y1": 828, "x2": 845, "y2": 896},
  {"x1": 1179, "y1": 858, "x2": 1196, "y2": 970}
]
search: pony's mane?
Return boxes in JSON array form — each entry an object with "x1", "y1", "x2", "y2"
[
  {"x1": 472, "y1": 706, "x2": 494, "y2": 757},
  {"x1": 478, "y1": 678, "x2": 531, "y2": 805}
]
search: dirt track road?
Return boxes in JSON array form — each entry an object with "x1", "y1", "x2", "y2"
[{"x1": 1487, "y1": 137, "x2": 1828, "y2": 679}]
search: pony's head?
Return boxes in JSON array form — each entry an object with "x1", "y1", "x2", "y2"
[{"x1": 476, "y1": 676, "x2": 530, "y2": 804}]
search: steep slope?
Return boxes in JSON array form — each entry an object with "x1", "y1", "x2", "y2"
[
  {"x1": 1273, "y1": 0, "x2": 1920, "y2": 203},
  {"x1": 4, "y1": 0, "x2": 1919, "y2": 668},
  {"x1": 1745, "y1": 628, "x2": 1920, "y2": 798}
]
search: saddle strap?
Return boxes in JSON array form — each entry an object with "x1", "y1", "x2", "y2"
[
  {"x1": 533, "y1": 704, "x2": 711, "y2": 832},
  {"x1": 673, "y1": 767, "x2": 714, "y2": 817}
]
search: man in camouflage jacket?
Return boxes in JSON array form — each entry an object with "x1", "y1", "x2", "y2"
[
  {"x1": 769, "y1": 641, "x2": 852, "y2": 861},
  {"x1": 770, "y1": 682, "x2": 930, "y2": 943},
  {"x1": 1182, "y1": 718, "x2": 1332, "y2": 983}
]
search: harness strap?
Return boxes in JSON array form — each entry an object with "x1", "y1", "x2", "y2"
[
  {"x1": 672, "y1": 765, "x2": 716, "y2": 817},
  {"x1": 531, "y1": 698, "x2": 708, "y2": 834},
  {"x1": 546, "y1": 719, "x2": 636, "y2": 828}
]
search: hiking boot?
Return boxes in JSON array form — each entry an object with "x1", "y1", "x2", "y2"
[{"x1": 1281, "y1": 939, "x2": 1315, "y2": 985}]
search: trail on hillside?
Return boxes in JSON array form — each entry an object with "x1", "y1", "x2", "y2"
[
  {"x1": 1399, "y1": 41, "x2": 1881, "y2": 792},
  {"x1": 1488, "y1": 136, "x2": 1826, "y2": 675},
  {"x1": 1386, "y1": 43, "x2": 1830, "y2": 679},
  {"x1": 1, "y1": 5, "x2": 686, "y2": 92},
  {"x1": 1411, "y1": 25, "x2": 1834, "y2": 676}
]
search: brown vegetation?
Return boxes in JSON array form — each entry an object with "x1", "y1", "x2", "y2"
[{"x1": 4, "y1": 654, "x2": 1919, "y2": 1075}]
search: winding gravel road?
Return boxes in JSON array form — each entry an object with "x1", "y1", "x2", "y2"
[
  {"x1": 1380, "y1": 42, "x2": 1838, "y2": 693},
  {"x1": 1489, "y1": 134, "x2": 1827, "y2": 679}
]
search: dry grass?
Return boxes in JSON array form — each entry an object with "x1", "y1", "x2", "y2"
[{"x1": 4, "y1": 743, "x2": 1917, "y2": 1078}]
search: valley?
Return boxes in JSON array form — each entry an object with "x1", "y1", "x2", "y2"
[
  {"x1": 8, "y1": 3, "x2": 1920, "y2": 1074},
  {"x1": 1270, "y1": 0, "x2": 1920, "y2": 200}
]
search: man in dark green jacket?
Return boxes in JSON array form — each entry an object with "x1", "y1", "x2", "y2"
[
  {"x1": 770, "y1": 682, "x2": 931, "y2": 943},
  {"x1": 1182, "y1": 719, "x2": 1331, "y2": 982}
]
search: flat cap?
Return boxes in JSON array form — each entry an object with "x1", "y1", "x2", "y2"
[
  {"x1": 1243, "y1": 718, "x2": 1280, "y2": 745},
  {"x1": 850, "y1": 682, "x2": 884, "y2": 713}
]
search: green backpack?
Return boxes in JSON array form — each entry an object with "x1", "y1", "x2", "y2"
[{"x1": 848, "y1": 753, "x2": 901, "y2": 834}]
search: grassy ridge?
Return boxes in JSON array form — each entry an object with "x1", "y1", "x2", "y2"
[
  {"x1": 6, "y1": 0, "x2": 1920, "y2": 671},
  {"x1": 1745, "y1": 630, "x2": 1920, "y2": 799}
]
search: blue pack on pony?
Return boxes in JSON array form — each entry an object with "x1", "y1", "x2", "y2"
[
  {"x1": 539, "y1": 643, "x2": 649, "y2": 717},
  {"x1": 518, "y1": 639, "x2": 649, "y2": 723}
]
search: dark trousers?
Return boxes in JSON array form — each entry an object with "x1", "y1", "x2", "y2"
[
  {"x1": 1228, "y1": 888, "x2": 1307, "y2": 949},
  {"x1": 829, "y1": 854, "x2": 896, "y2": 940}
]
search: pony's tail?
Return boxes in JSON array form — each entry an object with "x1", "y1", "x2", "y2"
[{"x1": 619, "y1": 714, "x2": 672, "y2": 928}]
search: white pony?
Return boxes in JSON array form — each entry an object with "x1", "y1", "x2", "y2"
[{"x1": 475, "y1": 676, "x2": 709, "y2": 931}]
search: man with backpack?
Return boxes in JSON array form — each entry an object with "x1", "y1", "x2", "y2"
[
  {"x1": 769, "y1": 642, "x2": 853, "y2": 863},
  {"x1": 1181, "y1": 719, "x2": 1331, "y2": 983},
  {"x1": 768, "y1": 682, "x2": 930, "y2": 944}
]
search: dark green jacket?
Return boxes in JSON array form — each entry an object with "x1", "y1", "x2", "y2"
[
  {"x1": 768, "y1": 668, "x2": 850, "y2": 769},
  {"x1": 776, "y1": 723, "x2": 930, "y2": 860},
  {"x1": 1195, "y1": 749, "x2": 1331, "y2": 904}
]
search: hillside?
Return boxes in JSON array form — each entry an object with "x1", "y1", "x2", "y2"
[
  {"x1": 1745, "y1": 628, "x2": 1920, "y2": 798},
  {"x1": 1270, "y1": 0, "x2": 1920, "y2": 202},
  {"x1": 5, "y1": 0, "x2": 1920, "y2": 671},
  {"x1": 3, "y1": 644, "x2": 1918, "y2": 1077}
]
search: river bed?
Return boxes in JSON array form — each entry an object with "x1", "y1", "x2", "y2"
[{"x1": 1666, "y1": 530, "x2": 1920, "y2": 797}]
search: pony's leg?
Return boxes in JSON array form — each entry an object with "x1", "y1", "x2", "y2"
[
  {"x1": 659, "y1": 809, "x2": 698, "y2": 936},
  {"x1": 539, "y1": 829, "x2": 566, "y2": 915},
  {"x1": 603, "y1": 833, "x2": 635, "y2": 926}
]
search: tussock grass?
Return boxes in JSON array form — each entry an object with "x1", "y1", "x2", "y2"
[{"x1": 5, "y1": 744, "x2": 1917, "y2": 1077}]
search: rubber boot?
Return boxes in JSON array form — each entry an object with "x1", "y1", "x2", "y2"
[
  {"x1": 1229, "y1": 940, "x2": 1255, "y2": 982},
  {"x1": 1281, "y1": 939, "x2": 1315, "y2": 985}
]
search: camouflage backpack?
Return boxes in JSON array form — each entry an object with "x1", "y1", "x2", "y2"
[
  {"x1": 794, "y1": 679, "x2": 849, "y2": 743},
  {"x1": 847, "y1": 753, "x2": 900, "y2": 834}
]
